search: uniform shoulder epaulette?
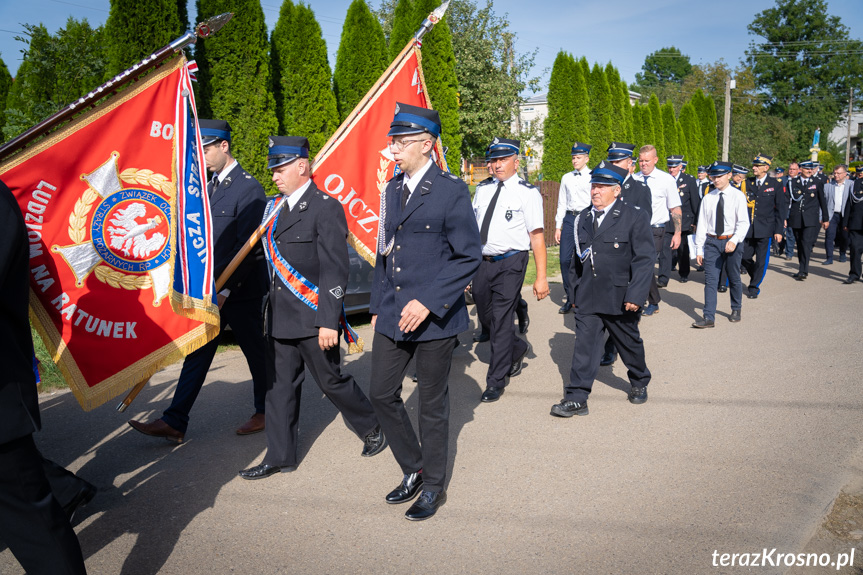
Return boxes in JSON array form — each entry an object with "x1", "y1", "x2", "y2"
[
  {"x1": 313, "y1": 188, "x2": 330, "y2": 201},
  {"x1": 444, "y1": 172, "x2": 460, "y2": 181},
  {"x1": 477, "y1": 176, "x2": 494, "y2": 185},
  {"x1": 518, "y1": 178, "x2": 538, "y2": 190}
]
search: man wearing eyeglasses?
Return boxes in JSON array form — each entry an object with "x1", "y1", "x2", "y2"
[
  {"x1": 471, "y1": 137, "x2": 549, "y2": 405},
  {"x1": 368, "y1": 103, "x2": 481, "y2": 521}
]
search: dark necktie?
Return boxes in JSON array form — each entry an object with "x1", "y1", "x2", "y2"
[
  {"x1": 715, "y1": 192, "x2": 725, "y2": 236},
  {"x1": 593, "y1": 210, "x2": 604, "y2": 233},
  {"x1": 401, "y1": 181, "x2": 410, "y2": 210},
  {"x1": 209, "y1": 174, "x2": 219, "y2": 197},
  {"x1": 479, "y1": 181, "x2": 504, "y2": 245},
  {"x1": 643, "y1": 175, "x2": 649, "y2": 186}
]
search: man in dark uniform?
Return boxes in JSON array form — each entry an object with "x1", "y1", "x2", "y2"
[
  {"x1": 788, "y1": 160, "x2": 829, "y2": 280},
  {"x1": 238, "y1": 136, "x2": 385, "y2": 480},
  {"x1": 781, "y1": 162, "x2": 800, "y2": 261},
  {"x1": 600, "y1": 142, "x2": 651, "y2": 367},
  {"x1": 742, "y1": 154, "x2": 784, "y2": 299},
  {"x1": 696, "y1": 165, "x2": 710, "y2": 196},
  {"x1": 368, "y1": 104, "x2": 481, "y2": 521},
  {"x1": 667, "y1": 155, "x2": 701, "y2": 283},
  {"x1": 129, "y1": 120, "x2": 269, "y2": 442},
  {"x1": 551, "y1": 162, "x2": 654, "y2": 417},
  {"x1": 0, "y1": 180, "x2": 90, "y2": 574},
  {"x1": 841, "y1": 175, "x2": 863, "y2": 284},
  {"x1": 472, "y1": 137, "x2": 549, "y2": 404}
]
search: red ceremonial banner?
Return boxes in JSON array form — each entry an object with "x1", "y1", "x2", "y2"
[
  {"x1": 0, "y1": 57, "x2": 219, "y2": 411},
  {"x1": 312, "y1": 44, "x2": 446, "y2": 264}
]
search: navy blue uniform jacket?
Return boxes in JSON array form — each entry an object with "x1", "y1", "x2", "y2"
[
  {"x1": 842, "y1": 178, "x2": 863, "y2": 231},
  {"x1": 787, "y1": 176, "x2": 828, "y2": 228},
  {"x1": 619, "y1": 176, "x2": 653, "y2": 219},
  {"x1": 265, "y1": 182, "x2": 349, "y2": 339},
  {"x1": 678, "y1": 172, "x2": 702, "y2": 230},
  {"x1": 210, "y1": 162, "x2": 268, "y2": 301},
  {"x1": 370, "y1": 163, "x2": 481, "y2": 341},
  {"x1": 573, "y1": 199, "x2": 654, "y2": 316},
  {"x1": 744, "y1": 175, "x2": 784, "y2": 238}
]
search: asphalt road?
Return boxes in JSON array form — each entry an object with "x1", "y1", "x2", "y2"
[{"x1": 3, "y1": 247, "x2": 862, "y2": 574}]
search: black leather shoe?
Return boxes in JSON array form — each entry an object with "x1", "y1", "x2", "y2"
[
  {"x1": 600, "y1": 352, "x2": 617, "y2": 366},
  {"x1": 481, "y1": 386, "x2": 504, "y2": 402},
  {"x1": 628, "y1": 386, "x2": 648, "y2": 404},
  {"x1": 386, "y1": 472, "x2": 423, "y2": 504},
  {"x1": 238, "y1": 463, "x2": 292, "y2": 480},
  {"x1": 746, "y1": 288, "x2": 759, "y2": 299},
  {"x1": 844, "y1": 276, "x2": 857, "y2": 284},
  {"x1": 792, "y1": 272, "x2": 807, "y2": 281},
  {"x1": 63, "y1": 481, "x2": 97, "y2": 524},
  {"x1": 508, "y1": 342, "x2": 531, "y2": 377},
  {"x1": 717, "y1": 286, "x2": 728, "y2": 293},
  {"x1": 729, "y1": 309, "x2": 741, "y2": 322},
  {"x1": 692, "y1": 318, "x2": 715, "y2": 328},
  {"x1": 405, "y1": 490, "x2": 446, "y2": 521},
  {"x1": 550, "y1": 400, "x2": 588, "y2": 417},
  {"x1": 361, "y1": 426, "x2": 387, "y2": 457},
  {"x1": 678, "y1": 276, "x2": 689, "y2": 283},
  {"x1": 516, "y1": 308, "x2": 529, "y2": 334},
  {"x1": 472, "y1": 330, "x2": 490, "y2": 343},
  {"x1": 656, "y1": 280, "x2": 668, "y2": 288},
  {"x1": 558, "y1": 302, "x2": 573, "y2": 314}
]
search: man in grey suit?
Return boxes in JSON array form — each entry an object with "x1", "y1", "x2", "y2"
[{"x1": 823, "y1": 164, "x2": 852, "y2": 264}]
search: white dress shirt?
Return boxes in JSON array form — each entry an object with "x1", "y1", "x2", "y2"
[
  {"x1": 635, "y1": 168, "x2": 681, "y2": 226},
  {"x1": 473, "y1": 173, "x2": 545, "y2": 256},
  {"x1": 555, "y1": 168, "x2": 591, "y2": 228},
  {"x1": 693, "y1": 186, "x2": 751, "y2": 256},
  {"x1": 285, "y1": 178, "x2": 313, "y2": 210}
]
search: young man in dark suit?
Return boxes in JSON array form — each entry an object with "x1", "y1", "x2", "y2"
[
  {"x1": 551, "y1": 162, "x2": 654, "y2": 417},
  {"x1": 238, "y1": 137, "x2": 385, "y2": 480},
  {"x1": 368, "y1": 104, "x2": 481, "y2": 520},
  {"x1": 129, "y1": 119, "x2": 270, "y2": 442},
  {"x1": 0, "y1": 180, "x2": 91, "y2": 575}
]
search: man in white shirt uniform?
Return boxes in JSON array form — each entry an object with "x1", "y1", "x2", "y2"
[
  {"x1": 634, "y1": 145, "x2": 682, "y2": 315},
  {"x1": 472, "y1": 137, "x2": 549, "y2": 403},
  {"x1": 692, "y1": 162, "x2": 751, "y2": 328},
  {"x1": 554, "y1": 142, "x2": 592, "y2": 314}
]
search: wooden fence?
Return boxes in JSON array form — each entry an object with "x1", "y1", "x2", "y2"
[{"x1": 536, "y1": 180, "x2": 560, "y2": 247}]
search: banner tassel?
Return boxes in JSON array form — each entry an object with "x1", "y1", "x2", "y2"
[{"x1": 339, "y1": 305, "x2": 364, "y2": 354}]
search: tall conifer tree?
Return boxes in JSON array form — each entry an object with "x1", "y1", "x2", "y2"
[
  {"x1": 409, "y1": 0, "x2": 461, "y2": 173},
  {"x1": 177, "y1": 0, "x2": 189, "y2": 30},
  {"x1": 620, "y1": 80, "x2": 634, "y2": 142},
  {"x1": 631, "y1": 103, "x2": 643, "y2": 150},
  {"x1": 676, "y1": 122, "x2": 690, "y2": 167},
  {"x1": 604, "y1": 63, "x2": 626, "y2": 142},
  {"x1": 639, "y1": 103, "x2": 656, "y2": 161},
  {"x1": 570, "y1": 55, "x2": 590, "y2": 150},
  {"x1": 389, "y1": 0, "x2": 414, "y2": 60},
  {"x1": 588, "y1": 63, "x2": 614, "y2": 167},
  {"x1": 334, "y1": 0, "x2": 388, "y2": 123},
  {"x1": 647, "y1": 93, "x2": 665, "y2": 169},
  {"x1": 577, "y1": 56, "x2": 590, "y2": 84},
  {"x1": 271, "y1": 2, "x2": 339, "y2": 156},
  {"x1": 0, "y1": 56, "x2": 14, "y2": 141},
  {"x1": 542, "y1": 51, "x2": 577, "y2": 182},
  {"x1": 679, "y1": 100, "x2": 703, "y2": 169},
  {"x1": 661, "y1": 101, "x2": 678, "y2": 158},
  {"x1": 694, "y1": 90, "x2": 718, "y2": 164},
  {"x1": 103, "y1": 0, "x2": 182, "y2": 78},
  {"x1": 195, "y1": 0, "x2": 279, "y2": 187}
]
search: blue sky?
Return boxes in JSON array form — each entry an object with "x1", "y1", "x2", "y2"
[{"x1": 1, "y1": 0, "x2": 860, "y2": 91}]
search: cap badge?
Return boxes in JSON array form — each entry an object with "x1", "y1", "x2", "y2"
[
  {"x1": 394, "y1": 103, "x2": 400, "y2": 115},
  {"x1": 493, "y1": 137, "x2": 500, "y2": 145},
  {"x1": 268, "y1": 138, "x2": 274, "y2": 147}
]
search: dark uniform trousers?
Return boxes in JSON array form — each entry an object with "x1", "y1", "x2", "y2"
[
  {"x1": 0, "y1": 435, "x2": 87, "y2": 575},
  {"x1": 657, "y1": 223, "x2": 674, "y2": 284},
  {"x1": 559, "y1": 211, "x2": 577, "y2": 304},
  {"x1": 793, "y1": 226, "x2": 820, "y2": 275},
  {"x1": 703, "y1": 237, "x2": 744, "y2": 320},
  {"x1": 849, "y1": 230, "x2": 863, "y2": 279},
  {"x1": 741, "y1": 237, "x2": 772, "y2": 291},
  {"x1": 264, "y1": 335, "x2": 378, "y2": 468},
  {"x1": 648, "y1": 227, "x2": 665, "y2": 305},
  {"x1": 472, "y1": 251, "x2": 530, "y2": 388},
  {"x1": 568, "y1": 311, "x2": 650, "y2": 403},
  {"x1": 162, "y1": 295, "x2": 268, "y2": 433},
  {"x1": 843, "y1": 183, "x2": 863, "y2": 279},
  {"x1": 369, "y1": 333, "x2": 456, "y2": 493}
]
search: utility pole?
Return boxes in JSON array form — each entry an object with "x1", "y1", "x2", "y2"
[
  {"x1": 721, "y1": 76, "x2": 734, "y2": 161},
  {"x1": 846, "y1": 88, "x2": 854, "y2": 165}
]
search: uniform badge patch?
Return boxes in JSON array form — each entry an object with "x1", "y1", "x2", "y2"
[
  {"x1": 299, "y1": 201, "x2": 308, "y2": 210},
  {"x1": 505, "y1": 210, "x2": 513, "y2": 221},
  {"x1": 330, "y1": 286, "x2": 344, "y2": 299},
  {"x1": 680, "y1": 191, "x2": 684, "y2": 197},
  {"x1": 810, "y1": 193, "x2": 815, "y2": 197},
  {"x1": 614, "y1": 242, "x2": 620, "y2": 249}
]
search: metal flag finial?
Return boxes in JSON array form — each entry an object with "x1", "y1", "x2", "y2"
[
  {"x1": 416, "y1": 1, "x2": 450, "y2": 42},
  {"x1": 430, "y1": 0, "x2": 450, "y2": 23},
  {"x1": 195, "y1": 13, "x2": 233, "y2": 39}
]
